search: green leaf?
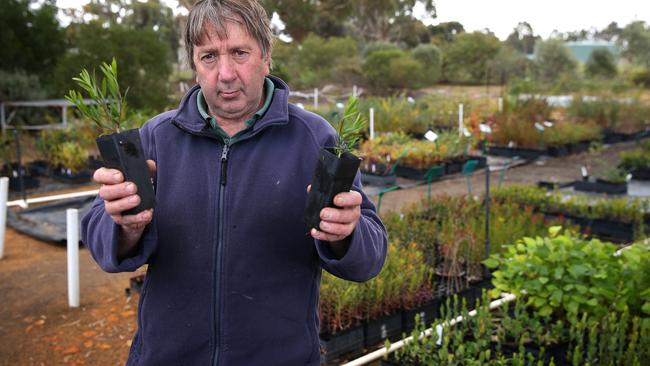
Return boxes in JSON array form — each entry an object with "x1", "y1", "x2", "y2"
[
  {"x1": 483, "y1": 257, "x2": 500, "y2": 269},
  {"x1": 548, "y1": 226, "x2": 562, "y2": 237},
  {"x1": 538, "y1": 277, "x2": 549, "y2": 284}
]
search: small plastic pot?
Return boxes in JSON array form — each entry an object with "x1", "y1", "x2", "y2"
[
  {"x1": 96, "y1": 128, "x2": 155, "y2": 215},
  {"x1": 304, "y1": 147, "x2": 361, "y2": 230}
]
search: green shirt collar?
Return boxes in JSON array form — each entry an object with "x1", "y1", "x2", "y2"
[{"x1": 197, "y1": 77, "x2": 275, "y2": 143}]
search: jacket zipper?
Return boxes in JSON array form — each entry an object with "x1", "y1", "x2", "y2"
[{"x1": 213, "y1": 142, "x2": 230, "y2": 366}]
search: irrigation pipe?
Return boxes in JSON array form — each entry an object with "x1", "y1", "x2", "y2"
[
  {"x1": 342, "y1": 293, "x2": 517, "y2": 366},
  {"x1": 6, "y1": 189, "x2": 99, "y2": 208}
]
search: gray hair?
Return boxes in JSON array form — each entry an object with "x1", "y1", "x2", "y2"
[{"x1": 184, "y1": 0, "x2": 274, "y2": 70}]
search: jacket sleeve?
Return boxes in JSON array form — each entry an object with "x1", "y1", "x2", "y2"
[
  {"x1": 315, "y1": 172, "x2": 388, "y2": 282},
  {"x1": 81, "y1": 122, "x2": 159, "y2": 273},
  {"x1": 81, "y1": 199, "x2": 158, "y2": 272}
]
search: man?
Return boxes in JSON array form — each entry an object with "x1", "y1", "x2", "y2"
[{"x1": 81, "y1": 0, "x2": 387, "y2": 365}]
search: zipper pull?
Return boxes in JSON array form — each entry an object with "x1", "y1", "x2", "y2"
[{"x1": 220, "y1": 143, "x2": 230, "y2": 186}]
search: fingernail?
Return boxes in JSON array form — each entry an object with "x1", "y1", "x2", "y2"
[
  {"x1": 129, "y1": 195, "x2": 139, "y2": 203},
  {"x1": 323, "y1": 211, "x2": 331, "y2": 219},
  {"x1": 113, "y1": 172, "x2": 122, "y2": 180},
  {"x1": 336, "y1": 197, "x2": 344, "y2": 205},
  {"x1": 126, "y1": 183, "x2": 136, "y2": 193}
]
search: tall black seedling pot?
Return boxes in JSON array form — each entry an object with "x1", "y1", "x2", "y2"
[
  {"x1": 304, "y1": 147, "x2": 361, "y2": 229},
  {"x1": 96, "y1": 128, "x2": 155, "y2": 215}
]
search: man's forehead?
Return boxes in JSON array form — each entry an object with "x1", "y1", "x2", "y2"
[{"x1": 196, "y1": 20, "x2": 248, "y2": 45}]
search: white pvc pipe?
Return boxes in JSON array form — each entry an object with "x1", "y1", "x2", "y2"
[
  {"x1": 342, "y1": 293, "x2": 517, "y2": 366},
  {"x1": 67, "y1": 208, "x2": 80, "y2": 307},
  {"x1": 458, "y1": 104, "x2": 464, "y2": 137},
  {"x1": 353, "y1": 85, "x2": 358, "y2": 98},
  {"x1": 0, "y1": 177, "x2": 8, "y2": 259},
  {"x1": 369, "y1": 108, "x2": 375, "y2": 140},
  {"x1": 7, "y1": 189, "x2": 98, "y2": 208},
  {"x1": 498, "y1": 97, "x2": 503, "y2": 113},
  {"x1": 314, "y1": 88, "x2": 319, "y2": 109}
]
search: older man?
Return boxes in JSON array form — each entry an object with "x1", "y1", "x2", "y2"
[{"x1": 82, "y1": 0, "x2": 387, "y2": 365}]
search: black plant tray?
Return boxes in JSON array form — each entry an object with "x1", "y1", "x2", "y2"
[
  {"x1": 603, "y1": 129, "x2": 636, "y2": 143},
  {"x1": 567, "y1": 141, "x2": 591, "y2": 154},
  {"x1": 545, "y1": 213, "x2": 635, "y2": 243},
  {"x1": 51, "y1": 169, "x2": 92, "y2": 184},
  {"x1": 573, "y1": 179, "x2": 627, "y2": 194},
  {"x1": 547, "y1": 145, "x2": 569, "y2": 157},
  {"x1": 364, "y1": 312, "x2": 404, "y2": 348},
  {"x1": 26, "y1": 160, "x2": 51, "y2": 177},
  {"x1": 394, "y1": 166, "x2": 430, "y2": 181},
  {"x1": 361, "y1": 172, "x2": 397, "y2": 186},
  {"x1": 319, "y1": 325, "x2": 364, "y2": 364},
  {"x1": 631, "y1": 168, "x2": 650, "y2": 181},
  {"x1": 444, "y1": 160, "x2": 464, "y2": 175},
  {"x1": 8, "y1": 175, "x2": 40, "y2": 191},
  {"x1": 487, "y1": 145, "x2": 545, "y2": 159},
  {"x1": 537, "y1": 181, "x2": 575, "y2": 190},
  {"x1": 402, "y1": 299, "x2": 442, "y2": 334}
]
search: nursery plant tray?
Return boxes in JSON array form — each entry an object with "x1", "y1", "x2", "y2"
[
  {"x1": 319, "y1": 325, "x2": 364, "y2": 364},
  {"x1": 364, "y1": 312, "x2": 404, "y2": 348},
  {"x1": 361, "y1": 172, "x2": 397, "y2": 186},
  {"x1": 573, "y1": 180, "x2": 628, "y2": 195},
  {"x1": 487, "y1": 146, "x2": 546, "y2": 159}
]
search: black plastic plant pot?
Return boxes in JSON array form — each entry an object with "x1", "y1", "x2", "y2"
[
  {"x1": 96, "y1": 129, "x2": 155, "y2": 215},
  {"x1": 304, "y1": 147, "x2": 361, "y2": 230}
]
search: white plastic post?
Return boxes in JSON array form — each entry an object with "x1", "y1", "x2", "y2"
[
  {"x1": 353, "y1": 85, "x2": 358, "y2": 98},
  {"x1": 0, "y1": 177, "x2": 8, "y2": 259},
  {"x1": 67, "y1": 208, "x2": 80, "y2": 307},
  {"x1": 458, "y1": 103, "x2": 464, "y2": 136},
  {"x1": 369, "y1": 108, "x2": 375, "y2": 140},
  {"x1": 498, "y1": 97, "x2": 503, "y2": 112},
  {"x1": 313, "y1": 88, "x2": 319, "y2": 109}
]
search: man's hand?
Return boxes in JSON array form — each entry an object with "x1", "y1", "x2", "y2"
[
  {"x1": 95, "y1": 160, "x2": 156, "y2": 258},
  {"x1": 308, "y1": 186, "x2": 362, "y2": 257}
]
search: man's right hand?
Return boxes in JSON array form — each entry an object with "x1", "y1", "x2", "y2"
[{"x1": 94, "y1": 160, "x2": 156, "y2": 258}]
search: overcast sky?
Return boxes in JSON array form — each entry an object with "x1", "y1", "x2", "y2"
[
  {"x1": 418, "y1": 0, "x2": 650, "y2": 40},
  {"x1": 56, "y1": 0, "x2": 649, "y2": 41}
]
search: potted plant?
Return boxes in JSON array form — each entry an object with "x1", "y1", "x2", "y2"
[
  {"x1": 65, "y1": 59, "x2": 154, "y2": 215},
  {"x1": 304, "y1": 96, "x2": 365, "y2": 229}
]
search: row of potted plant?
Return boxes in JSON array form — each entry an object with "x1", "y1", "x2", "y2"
[
  {"x1": 618, "y1": 141, "x2": 650, "y2": 180},
  {"x1": 491, "y1": 185, "x2": 649, "y2": 242},
  {"x1": 385, "y1": 229, "x2": 650, "y2": 365},
  {"x1": 356, "y1": 131, "x2": 482, "y2": 182},
  {"x1": 319, "y1": 195, "x2": 573, "y2": 363}
]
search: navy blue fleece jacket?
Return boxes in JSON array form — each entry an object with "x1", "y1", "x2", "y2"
[{"x1": 81, "y1": 76, "x2": 387, "y2": 365}]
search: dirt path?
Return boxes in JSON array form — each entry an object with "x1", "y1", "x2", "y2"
[{"x1": 0, "y1": 139, "x2": 642, "y2": 365}]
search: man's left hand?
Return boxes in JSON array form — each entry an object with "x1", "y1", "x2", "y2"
[{"x1": 310, "y1": 189, "x2": 362, "y2": 243}]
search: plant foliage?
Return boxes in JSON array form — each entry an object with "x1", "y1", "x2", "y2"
[
  {"x1": 65, "y1": 58, "x2": 129, "y2": 135},
  {"x1": 333, "y1": 96, "x2": 366, "y2": 158}
]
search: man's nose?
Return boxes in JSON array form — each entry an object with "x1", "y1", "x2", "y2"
[{"x1": 217, "y1": 58, "x2": 237, "y2": 82}]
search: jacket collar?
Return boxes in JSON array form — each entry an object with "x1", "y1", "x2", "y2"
[{"x1": 171, "y1": 75, "x2": 291, "y2": 137}]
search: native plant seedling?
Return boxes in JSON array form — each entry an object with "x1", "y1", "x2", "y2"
[
  {"x1": 66, "y1": 58, "x2": 155, "y2": 215},
  {"x1": 304, "y1": 96, "x2": 366, "y2": 229}
]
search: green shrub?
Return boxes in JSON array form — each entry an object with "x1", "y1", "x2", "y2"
[
  {"x1": 410, "y1": 44, "x2": 442, "y2": 85},
  {"x1": 387, "y1": 56, "x2": 425, "y2": 89},
  {"x1": 585, "y1": 48, "x2": 618, "y2": 79},
  {"x1": 0, "y1": 70, "x2": 46, "y2": 101},
  {"x1": 362, "y1": 48, "x2": 407, "y2": 89},
  {"x1": 486, "y1": 228, "x2": 650, "y2": 319}
]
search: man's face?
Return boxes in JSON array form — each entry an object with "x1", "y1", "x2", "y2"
[{"x1": 193, "y1": 21, "x2": 270, "y2": 123}]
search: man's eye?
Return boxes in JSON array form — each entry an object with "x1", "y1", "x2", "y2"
[
  {"x1": 233, "y1": 50, "x2": 248, "y2": 57},
  {"x1": 201, "y1": 53, "x2": 216, "y2": 61}
]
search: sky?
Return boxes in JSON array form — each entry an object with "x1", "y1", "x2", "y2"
[
  {"x1": 55, "y1": 0, "x2": 649, "y2": 41},
  {"x1": 417, "y1": 0, "x2": 650, "y2": 40}
]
